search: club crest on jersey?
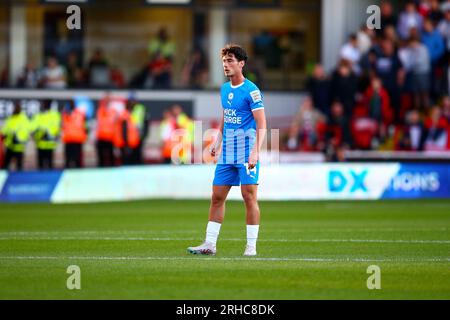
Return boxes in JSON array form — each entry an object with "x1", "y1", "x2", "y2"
[{"x1": 228, "y1": 93, "x2": 234, "y2": 100}]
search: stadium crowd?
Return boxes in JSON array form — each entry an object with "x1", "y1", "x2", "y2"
[
  {"x1": 286, "y1": 0, "x2": 450, "y2": 161},
  {"x1": 0, "y1": 27, "x2": 208, "y2": 90},
  {"x1": 0, "y1": 94, "x2": 195, "y2": 171},
  {"x1": 2, "y1": 1, "x2": 450, "y2": 169}
]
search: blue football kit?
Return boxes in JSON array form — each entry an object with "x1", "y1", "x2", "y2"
[{"x1": 213, "y1": 79, "x2": 264, "y2": 186}]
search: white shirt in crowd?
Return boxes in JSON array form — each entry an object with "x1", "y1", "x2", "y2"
[{"x1": 42, "y1": 65, "x2": 67, "y2": 89}]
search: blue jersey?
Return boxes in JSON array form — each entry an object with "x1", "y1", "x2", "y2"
[{"x1": 220, "y1": 79, "x2": 264, "y2": 164}]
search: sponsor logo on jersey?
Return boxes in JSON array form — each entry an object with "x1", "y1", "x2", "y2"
[{"x1": 250, "y1": 90, "x2": 262, "y2": 103}]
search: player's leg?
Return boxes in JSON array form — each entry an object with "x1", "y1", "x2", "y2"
[
  {"x1": 239, "y1": 162, "x2": 261, "y2": 256},
  {"x1": 241, "y1": 184, "x2": 260, "y2": 256},
  {"x1": 187, "y1": 165, "x2": 238, "y2": 256},
  {"x1": 187, "y1": 186, "x2": 231, "y2": 256},
  {"x1": 209, "y1": 185, "x2": 232, "y2": 223}
]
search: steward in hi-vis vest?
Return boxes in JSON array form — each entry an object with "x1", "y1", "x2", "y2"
[{"x1": 1, "y1": 103, "x2": 31, "y2": 171}]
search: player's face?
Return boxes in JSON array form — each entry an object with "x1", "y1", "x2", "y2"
[{"x1": 222, "y1": 54, "x2": 244, "y2": 77}]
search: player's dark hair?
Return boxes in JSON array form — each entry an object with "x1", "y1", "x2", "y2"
[{"x1": 221, "y1": 44, "x2": 248, "y2": 63}]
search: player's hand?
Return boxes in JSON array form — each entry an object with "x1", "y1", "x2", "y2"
[
  {"x1": 210, "y1": 145, "x2": 216, "y2": 157},
  {"x1": 248, "y1": 149, "x2": 259, "y2": 170}
]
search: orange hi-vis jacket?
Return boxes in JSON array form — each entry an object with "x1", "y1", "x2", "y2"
[
  {"x1": 113, "y1": 109, "x2": 140, "y2": 149},
  {"x1": 160, "y1": 118, "x2": 176, "y2": 159},
  {"x1": 62, "y1": 109, "x2": 87, "y2": 144},
  {"x1": 96, "y1": 102, "x2": 117, "y2": 142}
]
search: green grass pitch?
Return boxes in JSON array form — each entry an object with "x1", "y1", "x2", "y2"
[{"x1": 0, "y1": 199, "x2": 449, "y2": 299}]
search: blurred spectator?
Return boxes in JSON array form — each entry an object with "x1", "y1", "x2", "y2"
[
  {"x1": 31, "y1": 99, "x2": 61, "y2": 170},
  {"x1": 409, "y1": 36, "x2": 431, "y2": 110},
  {"x1": 172, "y1": 104, "x2": 193, "y2": 164},
  {"x1": 88, "y1": 48, "x2": 110, "y2": 88},
  {"x1": 418, "y1": 0, "x2": 432, "y2": 18},
  {"x1": 66, "y1": 52, "x2": 86, "y2": 88},
  {"x1": 325, "y1": 101, "x2": 352, "y2": 162},
  {"x1": 331, "y1": 60, "x2": 358, "y2": 117},
  {"x1": 443, "y1": 0, "x2": 450, "y2": 12},
  {"x1": 384, "y1": 25, "x2": 400, "y2": 44},
  {"x1": 306, "y1": 64, "x2": 332, "y2": 116},
  {"x1": 437, "y1": 6, "x2": 450, "y2": 51},
  {"x1": 422, "y1": 18, "x2": 446, "y2": 65},
  {"x1": 377, "y1": 1, "x2": 398, "y2": 37},
  {"x1": 62, "y1": 100, "x2": 87, "y2": 168},
  {"x1": 17, "y1": 62, "x2": 39, "y2": 88},
  {"x1": 181, "y1": 48, "x2": 209, "y2": 89},
  {"x1": 148, "y1": 51, "x2": 172, "y2": 89},
  {"x1": 442, "y1": 96, "x2": 450, "y2": 122},
  {"x1": 363, "y1": 77, "x2": 394, "y2": 145},
  {"x1": 148, "y1": 28, "x2": 175, "y2": 63},
  {"x1": 422, "y1": 18, "x2": 446, "y2": 101},
  {"x1": 113, "y1": 100, "x2": 141, "y2": 166},
  {"x1": 359, "y1": 47, "x2": 378, "y2": 79},
  {"x1": 424, "y1": 105, "x2": 449, "y2": 150},
  {"x1": 287, "y1": 97, "x2": 325, "y2": 151},
  {"x1": 351, "y1": 112, "x2": 379, "y2": 150},
  {"x1": 357, "y1": 26, "x2": 374, "y2": 56},
  {"x1": 40, "y1": 56, "x2": 67, "y2": 89},
  {"x1": 96, "y1": 94, "x2": 117, "y2": 167},
  {"x1": 340, "y1": 34, "x2": 361, "y2": 74},
  {"x1": 365, "y1": 77, "x2": 393, "y2": 123},
  {"x1": 395, "y1": 109, "x2": 427, "y2": 151},
  {"x1": 429, "y1": 0, "x2": 444, "y2": 26},
  {"x1": 127, "y1": 94, "x2": 147, "y2": 164},
  {"x1": 159, "y1": 109, "x2": 176, "y2": 164},
  {"x1": 374, "y1": 39, "x2": 405, "y2": 121},
  {"x1": 398, "y1": 1, "x2": 424, "y2": 40},
  {"x1": 110, "y1": 65, "x2": 125, "y2": 89},
  {"x1": 1, "y1": 102, "x2": 30, "y2": 171}
]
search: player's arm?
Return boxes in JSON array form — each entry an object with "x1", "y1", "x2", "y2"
[
  {"x1": 248, "y1": 108, "x2": 267, "y2": 169},
  {"x1": 211, "y1": 112, "x2": 224, "y2": 157}
]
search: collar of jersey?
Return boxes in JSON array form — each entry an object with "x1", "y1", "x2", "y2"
[{"x1": 229, "y1": 79, "x2": 246, "y2": 89}]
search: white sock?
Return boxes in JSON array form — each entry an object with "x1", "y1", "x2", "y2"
[
  {"x1": 205, "y1": 221, "x2": 221, "y2": 246},
  {"x1": 247, "y1": 225, "x2": 259, "y2": 247}
]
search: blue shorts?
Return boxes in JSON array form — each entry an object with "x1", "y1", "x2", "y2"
[{"x1": 213, "y1": 162, "x2": 260, "y2": 186}]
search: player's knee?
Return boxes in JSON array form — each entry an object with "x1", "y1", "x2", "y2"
[
  {"x1": 241, "y1": 190, "x2": 257, "y2": 205},
  {"x1": 211, "y1": 193, "x2": 226, "y2": 207}
]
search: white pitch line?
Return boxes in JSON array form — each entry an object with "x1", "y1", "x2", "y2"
[
  {"x1": 0, "y1": 236, "x2": 449, "y2": 244},
  {"x1": 0, "y1": 227, "x2": 448, "y2": 235},
  {"x1": 0, "y1": 256, "x2": 449, "y2": 263}
]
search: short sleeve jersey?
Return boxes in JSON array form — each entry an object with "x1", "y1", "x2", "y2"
[{"x1": 220, "y1": 79, "x2": 264, "y2": 164}]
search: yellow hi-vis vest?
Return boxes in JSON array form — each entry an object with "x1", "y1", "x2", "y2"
[
  {"x1": 131, "y1": 103, "x2": 146, "y2": 133},
  {"x1": 31, "y1": 110, "x2": 61, "y2": 150},
  {"x1": 1, "y1": 112, "x2": 31, "y2": 153}
]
